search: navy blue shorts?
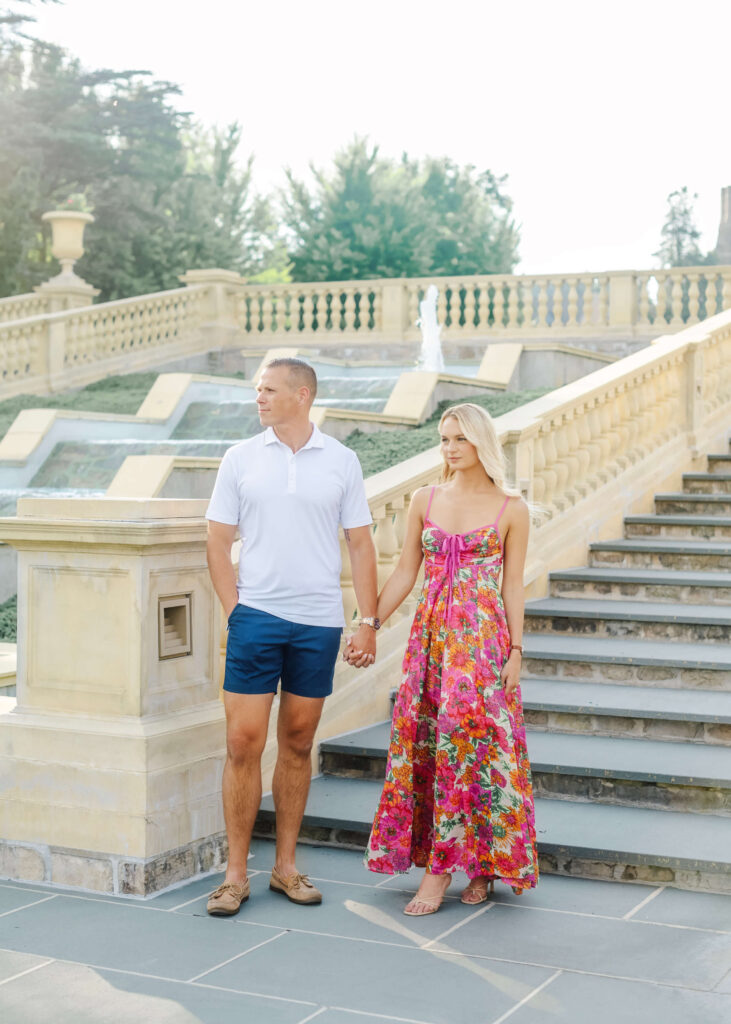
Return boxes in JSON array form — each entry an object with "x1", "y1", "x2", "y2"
[{"x1": 224, "y1": 604, "x2": 342, "y2": 698}]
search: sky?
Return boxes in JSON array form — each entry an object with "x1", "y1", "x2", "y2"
[{"x1": 27, "y1": 0, "x2": 731, "y2": 275}]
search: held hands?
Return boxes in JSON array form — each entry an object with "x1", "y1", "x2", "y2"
[
  {"x1": 342, "y1": 624, "x2": 377, "y2": 669},
  {"x1": 501, "y1": 648, "x2": 522, "y2": 697}
]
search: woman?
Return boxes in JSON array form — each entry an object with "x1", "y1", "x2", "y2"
[{"x1": 363, "y1": 403, "x2": 538, "y2": 914}]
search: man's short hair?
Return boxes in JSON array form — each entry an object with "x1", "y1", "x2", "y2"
[{"x1": 264, "y1": 358, "x2": 318, "y2": 401}]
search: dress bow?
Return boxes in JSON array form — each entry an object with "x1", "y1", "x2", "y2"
[{"x1": 441, "y1": 533, "x2": 466, "y2": 625}]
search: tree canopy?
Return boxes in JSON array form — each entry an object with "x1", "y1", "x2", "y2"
[
  {"x1": 0, "y1": 1, "x2": 278, "y2": 299},
  {"x1": 655, "y1": 186, "x2": 715, "y2": 268},
  {"x1": 282, "y1": 139, "x2": 520, "y2": 282}
]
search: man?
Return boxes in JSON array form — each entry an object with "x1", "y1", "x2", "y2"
[{"x1": 205, "y1": 358, "x2": 378, "y2": 916}]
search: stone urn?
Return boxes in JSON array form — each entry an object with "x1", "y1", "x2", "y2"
[{"x1": 41, "y1": 210, "x2": 95, "y2": 282}]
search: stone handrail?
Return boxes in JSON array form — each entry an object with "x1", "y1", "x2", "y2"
[{"x1": 342, "y1": 308, "x2": 731, "y2": 611}]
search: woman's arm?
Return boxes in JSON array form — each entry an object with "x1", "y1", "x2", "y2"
[
  {"x1": 500, "y1": 499, "x2": 530, "y2": 697},
  {"x1": 375, "y1": 487, "x2": 429, "y2": 624}
]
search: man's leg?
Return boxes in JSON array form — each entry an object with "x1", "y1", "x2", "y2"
[
  {"x1": 271, "y1": 691, "x2": 325, "y2": 877},
  {"x1": 222, "y1": 690, "x2": 275, "y2": 882}
]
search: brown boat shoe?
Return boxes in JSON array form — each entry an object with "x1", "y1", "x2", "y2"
[
  {"x1": 269, "y1": 866, "x2": 322, "y2": 905},
  {"x1": 206, "y1": 878, "x2": 250, "y2": 916}
]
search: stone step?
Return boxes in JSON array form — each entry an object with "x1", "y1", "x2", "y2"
[
  {"x1": 624, "y1": 514, "x2": 731, "y2": 541},
  {"x1": 318, "y1": 721, "x2": 731, "y2": 815},
  {"x1": 708, "y1": 454, "x2": 731, "y2": 474},
  {"x1": 655, "y1": 492, "x2": 731, "y2": 515},
  {"x1": 683, "y1": 472, "x2": 731, "y2": 494},
  {"x1": 589, "y1": 537, "x2": 731, "y2": 571},
  {"x1": 524, "y1": 597, "x2": 731, "y2": 643},
  {"x1": 521, "y1": 679, "x2": 731, "y2": 745},
  {"x1": 254, "y1": 774, "x2": 731, "y2": 889},
  {"x1": 521, "y1": 633, "x2": 731, "y2": 690},
  {"x1": 548, "y1": 566, "x2": 731, "y2": 604}
]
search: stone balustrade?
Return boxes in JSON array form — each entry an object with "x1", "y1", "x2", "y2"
[
  {"x1": 2, "y1": 265, "x2": 731, "y2": 400},
  {"x1": 0, "y1": 293, "x2": 50, "y2": 325},
  {"x1": 234, "y1": 267, "x2": 731, "y2": 346},
  {"x1": 0, "y1": 286, "x2": 208, "y2": 399}
]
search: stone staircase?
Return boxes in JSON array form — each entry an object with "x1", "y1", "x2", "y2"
[{"x1": 256, "y1": 445, "x2": 731, "y2": 891}]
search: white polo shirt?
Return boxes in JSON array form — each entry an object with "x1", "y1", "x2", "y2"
[{"x1": 206, "y1": 425, "x2": 372, "y2": 627}]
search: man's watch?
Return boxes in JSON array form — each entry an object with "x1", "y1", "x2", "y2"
[{"x1": 359, "y1": 616, "x2": 381, "y2": 630}]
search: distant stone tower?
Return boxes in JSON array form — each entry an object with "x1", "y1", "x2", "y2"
[{"x1": 715, "y1": 186, "x2": 731, "y2": 263}]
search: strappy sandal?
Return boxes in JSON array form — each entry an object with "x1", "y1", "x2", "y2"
[
  {"x1": 403, "y1": 875, "x2": 452, "y2": 916},
  {"x1": 460, "y1": 878, "x2": 495, "y2": 905}
]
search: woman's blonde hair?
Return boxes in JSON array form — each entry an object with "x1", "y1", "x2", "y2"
[{"x1": 438, "y1": 403, "x2": 521, "y2": 497}]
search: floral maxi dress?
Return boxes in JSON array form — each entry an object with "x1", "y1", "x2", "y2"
[{"x1": 365, "y1": 491, "x2": 539, "y2": 891}]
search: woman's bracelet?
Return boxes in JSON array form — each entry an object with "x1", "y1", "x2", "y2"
[{"x1": 509, "y1": 644, "x2": 523, "y2": 656}]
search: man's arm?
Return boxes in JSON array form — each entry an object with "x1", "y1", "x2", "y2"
[
  {"x1": 344, "y1": 524, "x2": 378, "y2": 667},
  {"x1": 206, "y1": 520, "x2": 239, "y2": 619}
]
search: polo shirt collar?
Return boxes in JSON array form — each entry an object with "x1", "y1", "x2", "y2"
[{"x1": 264, "y1": 424, "x2": 325, "y2": 450}]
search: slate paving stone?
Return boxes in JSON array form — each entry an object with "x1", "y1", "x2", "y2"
[
  {"x1": 633, "y1": 887, "x2": 731, "y2": 932},
  {"x1": 248, "y1": 839, "x2": 382, "y2": 886},
  {"x1": 507, "y1": 970, "x2": 731, "y2": 1024},
  {"x1": 0, "y1": 949, "x2": 51, "y2": 984},
  {"x1": 0, "y1": 893, "x2": 281, "y2": 980},
  {"x1": 376, "y1": 871, "x2": 657, "y2": 918},
  {"x1": 438, "y1": 904, "x2": 731, "y2": 989},
  {"x1": 202, "y1": 930, "x2": 555, "y2": 1024},
  {"x1": 221, "y1": 874, "x2": 477, "y2": 944},
  {"x1": 0, "y1": 885, "x2": 57, "y2": 917},
  {"x1": 0, "y1": 960, "x2": 312, "y2": 1024},
  {"x1": 313, "y1": 1013, "x2": 434, "y2": 1024},
  {"x1": 715, "y1": 967, "x2": 731, "y2": 993}
]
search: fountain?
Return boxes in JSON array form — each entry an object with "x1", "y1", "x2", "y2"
[{"x1": 416, "y1": 285, "x2": 445, "y2": 372}]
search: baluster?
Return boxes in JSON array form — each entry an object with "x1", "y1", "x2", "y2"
[
  {"x1": 598, "y1": 276, "x2": 609, "y2": 326},
  {"x1": 343, "y1": 288, "x2": 356, "y2": 334},
  {"x1": 437, "y1": 286, "x2": 449, "y2": 331},
  {"x1": 687, "y1": 272, "x2": 700, "y2": 323},
  {"x1": 531, "y1": 434, "x2": 547, "y2": 506},
  {"x1": 551, "y1": 279, "x2": 564, "y2": 327},
  {"x1": 261, "y1": 291, "x2": 274, "y2": 336},
  {"x1": 551, "y1": 418, "x2": 572, "y2": 510},
  {"x1": 566, "y1": 279, "x2": 579, "y2": 327},
  {"x1": 667, "y1": 274, "x2": 684, "y2": 326},
  {"x1": 520, "y1": 279, "x2": 534, "y2": 327},
  {"x1": 339, "y1": 531, "x2": 358, "y2": 627},
  {"x1": 374, "y1": 503, "x2": 402, "y2": 619},
  {"x1": 506, "y1": 279, "x2": 520, "y2": 328},
  {"x1": 536, "y1": 279, "x2": 549, "y2": 329},
  {"x1": 539, "y1": 425, "x2": 559, "y2": 513},
  {"x1": 463, "y1": 283, "x2": 477, "y2": 332},
  {"x1": 573, "y1": 401, "x2": 593, "y2": 493},
  {"x1": 637, "y1": 275, "x2": 650, "y2": 325},
  {"x1": 721, "y1": 272, "x2": 731, "y2": 316},
  {"x1": 408, "y1": 285, "x2": 421, "y2": 332}
]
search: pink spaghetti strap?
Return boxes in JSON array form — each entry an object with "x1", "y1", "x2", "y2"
[
  {"x1": 425, "y1": 485, "x2": 437, "y2": 521},
  {"x1": 493, "y1": 495, "x2": 511, "y2": 526}
]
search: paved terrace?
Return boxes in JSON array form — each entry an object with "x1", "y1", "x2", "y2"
[{"x1": 1, "y1": 838, "x2": 730, "y2": 1024}]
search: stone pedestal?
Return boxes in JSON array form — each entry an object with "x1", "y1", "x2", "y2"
[{"x1": 0, "y1": 498, "x2": 226, "y2": 896}]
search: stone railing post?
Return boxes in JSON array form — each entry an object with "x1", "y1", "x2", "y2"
[
  {"x1": 607, "y1": 271, "x2": 637, "y2": 330},
  {"x1": 180, "y1": 269, "x2": 244, "y2": 346},
  {"x1": 380, "y1": 279, "x2": 408, "y2": 340},
  {"x1": 0, "y1": 497, "x2": 226, "y2": 895}
]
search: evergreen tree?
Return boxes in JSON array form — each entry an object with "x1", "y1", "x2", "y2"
[
  {"x1": 654, "y1": 187, "x2": 705, "y2": 268},
  {"x1": 283, "y1": 139, "x2": 519, "y2": 282},
  {"x1": 0, "y1": 2, "x2": 279, "y2": 300}
]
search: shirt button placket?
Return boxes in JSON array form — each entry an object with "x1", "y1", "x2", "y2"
[{"x1": 288, "y1": 453, "x2": 296, "y2": 494}]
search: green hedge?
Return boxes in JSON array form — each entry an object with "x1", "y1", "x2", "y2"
[
  {"x1": 0, "y1": 373, "x2": 162, "y2": 441},
  {"x1": 345, "y1": 390, "x2": 546, "y2": 477}
]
